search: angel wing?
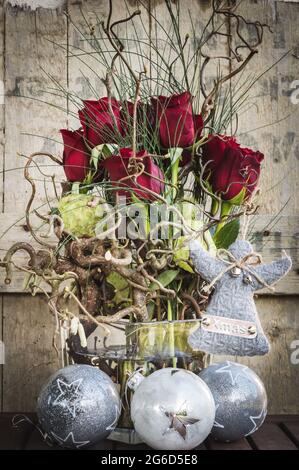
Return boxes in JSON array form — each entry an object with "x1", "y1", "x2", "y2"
[
  {"x1": 189, "y1": 240, "x2": 225, "y2": 283},
  {"x1": 250, "y1": 255, "x2": 292, "y2": 291}
]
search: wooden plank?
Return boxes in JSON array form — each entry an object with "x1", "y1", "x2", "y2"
[
  {"x1": 213, "y1": 294, "x2": 299, "y2": 414},
  {"x1": 249, "y1": 422, "x2": 297, "y2": 450},
  {"x1": 248, "y1": 215, "x2": 299, "y2": 295},
  {"x1": 150, "y1": 0, "x2": 230, "y2": 105},
  {"x1": 232, "y1": 0, "x2": 299, "y2": 216},
  {"x1": 280, "y1": 421, "x2": 299, "y2": 448},
  {"x1": 0, "y1": 213, "x2": 56, "y2": 293},
  {"x1": 0, "y1": 295, "x2": 3, "y2": 412},
  {"x1": 67, "y1": 0, "x2": 151, "y2": 130},
  {"x1": 4, "y1": 4, "x2": 66, "y2": 216},
  {"x1": 0, "y1": 413, "x2": 298, "y2": 450},
  {"x1": 0, "y1": 213, "x2": 298, "y2": 293},
  {"x1": 0, "y1": 0, "x2": 4, "y2": 212},
  {"x1": 0, "y1": 1, "x2": 4, "y2": 414},
  {"x1": 2, "y1": 294, "x2": 60, "y2": 412},
  {"x1": 194, "y1": 442, "x2": 207, "y2": 450},
  {"x1": 206, "y1": 437, "x2": 252, "y2": 450},
  {"x1": 0, "y1": 412, "x2": 35, "y2": 450}
]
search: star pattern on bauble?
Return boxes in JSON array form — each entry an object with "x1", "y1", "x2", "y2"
[
  {"x1": 106, "y1": 403, "x2": 121, "y2": 431},
  {"x1": 245, "y1": 406, "x2": 267, "y2": 436},
  {"x1": 213, "y1": 404, "x2": 224, "y2": 429},
  {"x1": 215, "y1": 361, "x2": 251, "y2": 386},
  {"x1": 51, "y1": 431, "x2": 90, "y2": 449},
  {"x1": 53, "y1": 378, "x2": 83, "y2": 418}
]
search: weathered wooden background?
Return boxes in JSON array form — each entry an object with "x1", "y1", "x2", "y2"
[{"x1": 0, "y1": 0, "x2": 298, "y2": 413}]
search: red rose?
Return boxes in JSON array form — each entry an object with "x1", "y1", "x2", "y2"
[
  {"x1": 151, "y1": 91, "x2": 203, "y2": 149},
  {"x1": 102, "y1": 148, "x2": 164, "y2": 200},
  {"x1": 79, "y1": 98, "x2": 123, "y2": 148},
  {"x1": 202, "y1": 135, "x2": 264, "y2": 201},
  {"x1": 60, "y1": 129, "x2": 91, "y2": 182},
  {"x1": 202, "y1": 135, "x2": 240, "y2": 171}
]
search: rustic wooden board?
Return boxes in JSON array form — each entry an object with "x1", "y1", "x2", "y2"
[
  {"x1": 67, "y1": 0, "x2": 151, "y2": 133},
  {"x1": 0, "y1": 0, "x2": 4, "y2": 412},
  {"x1": 1, "y1": 413, "x2": 299, "y2": 450},
  {"x1": 233, "y1": 0, "x2": 299, "y2": 216},
  {"x1": 248, "y1": 214, "x2": 299, "y2": 295},
  {"x1": 0, "y1": 1, "x2": 4, "y2": 212},
  {"x1": 281, "y1": 421, "x2": 299, "y2": 447},
  {"x1": 1, "y1": 294, "x2": 298, "y2": 414},
  {"x1": 2, "y1": 294, "x2": 60, "y2": 411},
  {"x1": 206, "y1": 436, "x2": 252, "y2": 450},
  {"x1": 249, "y1": 422, "x2": 298, "y2": 450},
  {"x1": 214, "y1": 295, "x2": 299, "y2": 414},
  {"x1": 1, "y1": 214, "x2": 298, "y2": 293},
  {"x1": 4, "y1": 4, "x2": 66, "y2": 215},
  {"x1": 0, "y1": 294, "x2": 3, "y2": 411}
]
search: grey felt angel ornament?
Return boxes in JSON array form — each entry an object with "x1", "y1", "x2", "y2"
[{"x1": 188, "y1": 239, "x2": 292, "y2": 356}]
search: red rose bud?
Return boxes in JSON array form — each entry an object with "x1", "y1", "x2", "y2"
[
  {"x1": 202, "y1": 135, "x2": 264, "y2": 202},
  {"x1": 102, "y1": 148, "x2": 164, "y2": 201},
  {"x1": 60, "y1": 128, "x2": 91, "y2": 182},
  {"x1": 202, "y1": 135, "x2": 241, "y2": 172},
  {"x1": 78, "y1": 97, "x2": 123, "y2": 148},
  {"x1": 151, "y1": 91, "x2": 203, "y2": 149}
]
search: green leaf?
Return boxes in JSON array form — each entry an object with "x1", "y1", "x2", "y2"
[
  {"x1": 50, "y1": 206, "x2": 60, "y2": 215},
  {"x1": 149, "y1": 269, "x2": 179, "y2": 291},
  {"x1": 147, "y1": 301, "x2": 156, "y2": 320},
  {"x1": 213, "y1": 219, "x2": 240, "y2": 249},
  {"x1": 226, "y1": 187, "x2": 246, "y2": 206},
  {"x1": 173, "y1": 237, "x2": 194, "y2": 273},
  {"x1": 106, "y1": 272, "x2": 130, "y2": 307},
  {"x1": 91, "y1": 143, "x2": 118, "y2": 169},
  {"x1": 71, "y1": 182, "x2": 80, "y2": 194},
  {"x1": 168, "y1": 147, "x2": 183, "y2": 167}
]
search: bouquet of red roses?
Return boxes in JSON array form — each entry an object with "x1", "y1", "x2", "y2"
[{"x1": 1, "y1": 0, "x2": 268, "y2": 366}]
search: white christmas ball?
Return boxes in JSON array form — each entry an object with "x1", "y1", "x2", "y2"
[{"x1": 131, "y1": 368, "x2": 215, "y2": 450}]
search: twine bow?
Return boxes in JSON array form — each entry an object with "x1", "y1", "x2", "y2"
[{"x1": 204, "y1": 248, "x2": 275, "y2": 293}]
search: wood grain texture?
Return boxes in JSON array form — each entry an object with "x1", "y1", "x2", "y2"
[
  {"x1": 0, "y1": 2, "x2": 4, "y2": 412},
  {"x1": 0, "y1": 1, "x2": 4, "y2": 212},
  {"x1": 249, "y1": 422, "x2": 298, "y2": 450},
  {"x1": 233, "y1": 0, "x2": 299, "y2": 216},
  {"x1": 0, "y1": 295, "x2": 3, "y2": 412},
  {"x1": 214, "y1": 295, "x2": 299, "y2": 414},
  {"x1": 206, "y1": 436, "x2": 252, "y2": 450},
  {"x1": 0, "y1": 5, "x2": 67, "y2": 411},
  {"x1": 2, "y1": 293, "x2": 60, "y2": 412},
  {"x1": 4, "y1": 4, "x2": 67, "y2": 215},
  {"x1": 1, "y1": 214, "x2": 297, "y2": 293},
  {"x1": 1, "y1": 413, "x2": 299, "y2": 450}
]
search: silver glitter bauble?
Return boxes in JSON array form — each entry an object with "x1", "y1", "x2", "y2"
[
  {"x1": 37, "y1": 364, "x2": 121, "y2": 448},
  {"x1": 199, "y1": 361, "x2": 267, "y2": 442},
  {"x1": 131, "y1": 368, "x2": 215, "y2": 450}
]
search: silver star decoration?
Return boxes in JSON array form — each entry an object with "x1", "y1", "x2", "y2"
[
  {"x1": 213, "y1": 404, "x2": 224, "y2": 429},
  {"x1": 51, "y1": 431, "x2": 90, "y2": 449},
  {"x1": 53, "y1": 378, "x2": 83, "y2": 418},
  {"x1": 215, "y1": 361, "x2": 251, "y2": 386},
  {"x1": 245, "y1": 406, "x2": 267, "y2": 436},
  {"x1": 106, "y1": 403, "x2": 121, "y2": 431}
]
